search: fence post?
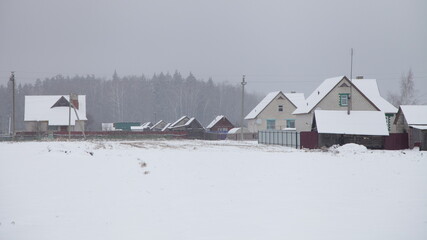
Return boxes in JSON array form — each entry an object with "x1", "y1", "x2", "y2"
[{"x1": 296, "y1": 132, "x2": 299, "y2": 149}]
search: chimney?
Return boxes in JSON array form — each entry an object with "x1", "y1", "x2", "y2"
[
  {"x1": 291, "y1": 91, "x2": 296, "y2": 93},
  {"x1": 70, "y1": 94, "x2": 79, "y2": 109},
  {"x1": 356, "y1": 76, "x2": 364, "y2": 79}
]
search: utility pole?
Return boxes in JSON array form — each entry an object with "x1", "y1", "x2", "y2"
[
  {"x1": 9, "y1": 72, "x2": 15, "y2": 140},
  {"x1": 68, "y1": 93, "x2": 72, "y2": 140},
  {"x1": 348, "y1": 48, "x2": 353, "y2": 115},
  {"x1": 240, "y1": 75, "x2": 246, "y2": 141}
]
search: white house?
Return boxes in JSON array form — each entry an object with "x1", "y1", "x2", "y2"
[
  {"x1": 293, "y1": 76, "x2": 397, "y2": 132},
  {"x1": 24, "y1": 95, "x2": 87, "y2": 132},
  {"x1": 245, "y1": 91, "x2": 305, "y2": 132}
]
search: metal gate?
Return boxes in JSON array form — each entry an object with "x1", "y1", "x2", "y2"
[{"x1": 258, "y1": 130, "x2": 300, "y2": 148}]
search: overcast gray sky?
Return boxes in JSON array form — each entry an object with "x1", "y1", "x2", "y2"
[{"x1": 1, "y1": 0, "x2": 426, "y2": 102}]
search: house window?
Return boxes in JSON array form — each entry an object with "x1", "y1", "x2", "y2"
[
  {"x1": 339, "y1": 93, "x2": 349, "y2": 106},
  {"x1": 286, "y1": 119, "x2": 295, "y2": 129},
  {"x1": 278, "y1": 105, "x2": 283, "y2": 112},
  {"x1": 266, "y1": 119, "x2": 276, "y2": 130}
]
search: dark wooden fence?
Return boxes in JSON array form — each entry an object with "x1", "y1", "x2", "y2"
[{"x1": 301, "y1": 131, "x2": 410, "y2": 150}]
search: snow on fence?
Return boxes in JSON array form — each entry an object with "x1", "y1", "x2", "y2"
[{"x1": 258, "y1": 130, "x2": 300, "y2": 148}]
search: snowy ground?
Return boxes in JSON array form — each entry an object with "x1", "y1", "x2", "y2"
[{"x1": 0, "y1": 140, "x2": 426, "y2": 240}]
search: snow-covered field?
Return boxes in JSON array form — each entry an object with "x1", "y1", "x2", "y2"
[{"x1": 1, "y1": 140, "x2": 426, "y2": 240}]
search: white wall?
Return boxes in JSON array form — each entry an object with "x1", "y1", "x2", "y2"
[{"x1": 247, "y1": 92, "x2": 297, "y2": 132}]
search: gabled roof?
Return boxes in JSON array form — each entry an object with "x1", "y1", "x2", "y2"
[
  {"x1": 170, "y1": 116, "x2": 189, "y2": 128},
  {"x1": 161, "y1": 123, "x2": 171, "y2": 131},
  {"x1": 284, "y1": 92, "x2": 306, "y2": 109},
  {"x1": 398, "y1": 105, "x2": 427, "y2": 125},
  {"x1": 206, "y1": 115, "x2": 224, "y2": 129},
  {"x1": 314, "y1": 110, "x2": 389, "y2": 136},
  {"x1": 245, "y1": 91, "x2": 305, "y2": 120},
  {"x1": 150, "y1": 120, "x2": 166, "y2": 130},
  {"x1": 51, "y1": 96, "x2": 71, "y2": 108},
  {"x1": 352, "y1": 79, "x2": 397, "y2": 113},
  {"x1": 170, "y1": 117, "x2": 204, "y2": 129},
  {"x1": 184, "y1": 117, "x2": 196, "y2": 126},
  {"x1": 293, "y1": 76, "x2": 396, "y2": 114},
  {"x1": 293, "y1": 76, "x2": 345, "y2": 114},
  {"x1": 25, "y1": 95, "x2": 87, "y2": 126}
]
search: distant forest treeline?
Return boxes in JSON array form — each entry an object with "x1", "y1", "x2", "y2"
[{"x1": 0, "y1": 71, "x2": 261, "y2": 132}]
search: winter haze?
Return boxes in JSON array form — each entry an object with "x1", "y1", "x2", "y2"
[{"x1": 0, "y1": 0, "x2": 426, "y2": 101}]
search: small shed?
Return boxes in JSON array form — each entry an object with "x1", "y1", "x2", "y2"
[
  {"x1": 312, "y1": 110, "x2": 389, "y2": 149},
  {"x1": 394, "y1": 105, "x2": 427, "y2": 150},
  {"x1": 206, "y1": 115, "x2": 234, "y2": 132}
]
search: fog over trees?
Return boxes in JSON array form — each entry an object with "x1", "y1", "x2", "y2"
[
  {"x1": 0, "y1": 72, "x2": 261, "y2": 133},
  {"x1": 387, "y1": 69, "x2": 418, "y2": 107}
]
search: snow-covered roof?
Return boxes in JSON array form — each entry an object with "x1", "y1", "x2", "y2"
[
  {"x1": 410, "y1": 125, "x2": 427, "y2": 130},
  {"x1": 169, "y1": 117, "x2": 204, "y2": 130},
  {"x1": 207, "y1": 115, "x2": 224, "y2": 129},
  {"x1": 400, "y1": 105, "x2": 427, "y2": 125},
  {"x1": 130, "y1": 122, "x2": 151, "y2": 131},
  {"x1": 245, "y1": 91, "x2": 305, "y2": 119},
  {"x1": 245, "y1": 91, "x2": 280, "y2": 119},
  {"x1": 150, "y1": 120, "x2": 165, "y2": 130},
  {"x1": 314, "y1": 110, "x2": 389, "y2": 136},
  {"x1": 352, "y1": 79, "x2": 397, "y2": 113},
  {"x1": 161, "y1": 123, "x2": 171, "y2": 131},
  {"x1": 170, "y1": 116, "x2": 189, "y2": 127},
  {"x1": 184, "y1": 117, "x2": 196, "y2": 126},
  {"x1": 24, "y1": 95, "x2": 87, "y2": 126},
  {"x1": 284, "y1": 93, "x2": 306, "y2": 109},
  {"x1": 130, "y1": 126, "x2": 145, "y2": 130},
  {"x1": 293, "y1": 77, "x2": 344, "y2": 114},
  {"x1": 293, "y1": 76, "x2": 396, "y2": 114},
  {"x1": 228, "y1": 127, "x2": 250, "y2": 134}
]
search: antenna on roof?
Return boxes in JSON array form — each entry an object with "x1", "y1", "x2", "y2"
[{"x1": 348, "y1": 48, "x2": 353, "y2": 115}]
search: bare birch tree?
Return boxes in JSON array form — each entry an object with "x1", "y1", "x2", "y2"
[{"x1": 388, "y1": 69, "x2": 418, "y2": 107}]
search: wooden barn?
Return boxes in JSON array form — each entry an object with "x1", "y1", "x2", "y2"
[{"x1": 206, "y1": 115, "x2": 234, "y2": 132}]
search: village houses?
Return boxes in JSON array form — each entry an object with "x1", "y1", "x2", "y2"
[{"x1": 246, "y1": 76, "x2": 398, "y2": 134}]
